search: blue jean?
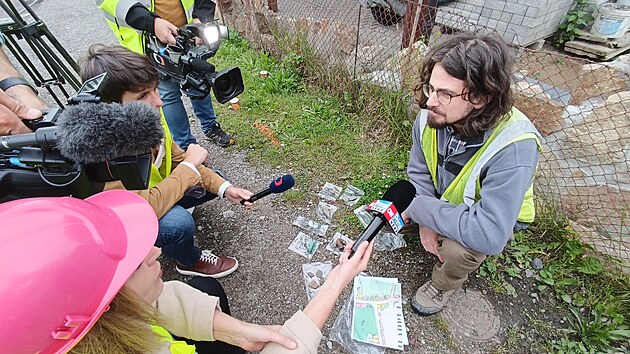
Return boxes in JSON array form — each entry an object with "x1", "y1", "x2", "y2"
[
  {"x1": 156, "y1": 189, "x2": 216, "y2": 265},
  {"x1": 158, "y1": 78, "x2": 218, "y2": 150}
]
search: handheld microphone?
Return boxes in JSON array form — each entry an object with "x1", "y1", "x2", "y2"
[
  {"x1": 240, "y1": 174, "x2": 295, "y2": 204},
  {"x1": 56, "y1": 102, "x2": 163, "y2": 164},
  {"x1": 349, "y1": 180, "x2": 416, "y2": 258}
]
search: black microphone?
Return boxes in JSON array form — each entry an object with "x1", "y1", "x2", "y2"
[
  {"x1": 56, "y1": 102, "x2": 164, "y2": 164},
  {"x1": 188, "y1": 57, "x2": 216, "y2": 73},
  {"x1": 349, "y1": 180, "x2": 416, "y2": 258},
  {"x1": 240, "y1": 174, "x2": 295, "y2": 204}
]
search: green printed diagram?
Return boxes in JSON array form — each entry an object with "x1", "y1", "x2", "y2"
[
  {"x1": 351, "y1": 276, "x2": 408, "y2": 350},
  {"x1": 352, "y1": 303, "x2": 379, "y2": 343}
]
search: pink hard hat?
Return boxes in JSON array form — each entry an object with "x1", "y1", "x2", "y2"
[{"x1": 0, "y1": 190, "x2": 158, "y2": 354}]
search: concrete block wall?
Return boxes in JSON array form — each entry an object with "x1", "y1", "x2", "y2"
[{"x1": 435, "y1": 0, "x2": 575, "y2": 46}]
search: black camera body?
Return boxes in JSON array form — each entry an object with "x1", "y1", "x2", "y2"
[
  {"x1": 0, "y1": 73, "x2": 153, "y2": 202},
  {"x1": 145, "y1": 22, "x2": 244, "y2": 103}
]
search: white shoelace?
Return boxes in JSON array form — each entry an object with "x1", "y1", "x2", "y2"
[{"x1": 200, "y1": 250, "x2": 219, "y2": 265}]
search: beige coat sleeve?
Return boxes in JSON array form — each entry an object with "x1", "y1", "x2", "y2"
[
  {"x1": 104, "y1": 138, "x2": 227, "y2": 219},
  {"x1": 154, "y1": 281, "x2": 221, "y2": 341},
  {"x1": 261, "y1": 311, "x2": 322, "y2": 354}
]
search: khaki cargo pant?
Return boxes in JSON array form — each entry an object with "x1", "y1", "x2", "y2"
[{"x1": 399, "y1": 224, "x2": 487, "y2": 291}]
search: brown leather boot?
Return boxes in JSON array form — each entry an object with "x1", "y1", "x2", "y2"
[{"x1": 176, "y1": 250, "x2": 238, "y2": 278}]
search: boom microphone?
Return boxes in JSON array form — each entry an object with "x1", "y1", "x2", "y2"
[
  {"x1": 56, "y1": 102, "x2": 163, "y2": 164},
  {"x1": 241, "y1": 174, "x2": 295, "y2": 204},
  {"x1": 349, "y1": 180, "x2": 416, "y2": 258}
]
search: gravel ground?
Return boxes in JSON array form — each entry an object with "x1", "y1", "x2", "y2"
[{"x1": 6, "y1": 1, "x2": 566, "y2": 353}]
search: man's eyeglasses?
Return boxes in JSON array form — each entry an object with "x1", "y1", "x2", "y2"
[{"x1": 421, "y1": 84, "x2": 465, "y2": 105}]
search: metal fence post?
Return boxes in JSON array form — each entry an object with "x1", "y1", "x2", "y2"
[{"x1": 402, "y1": 0, "x2": 438, "y2": 49}]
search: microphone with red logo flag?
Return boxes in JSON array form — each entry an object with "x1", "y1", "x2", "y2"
[
  {"x1": 240, "y1": 174, "x2": 295, "y2": 204},
  {"x1": 349, "y1": 180, "x2": 416, "y2": 258}
]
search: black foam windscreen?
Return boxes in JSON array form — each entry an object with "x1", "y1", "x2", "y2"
[{"x1": 381, "y1": 180, "x2": 416, "y2": 212}]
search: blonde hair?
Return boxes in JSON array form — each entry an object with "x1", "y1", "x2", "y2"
[{"x1": 69, "y1": 288, "x2": 166, "y2": 354}]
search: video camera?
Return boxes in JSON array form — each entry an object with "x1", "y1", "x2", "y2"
[
  {"x1": 145, "y1": 22, "x2": 244, "y2": 103},
  {"x1": 0, "y1": 73, "x2": 153, "y2": 202}
]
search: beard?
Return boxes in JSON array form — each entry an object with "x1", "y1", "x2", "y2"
[
  {"x1": 427, "y1": 108, "x2": 449, "y2": 130},
  {"x1": 427, "y1": 107, "x2": 472, "y2": 130}
]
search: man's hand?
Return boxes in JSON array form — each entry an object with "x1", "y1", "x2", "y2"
[
  {"x1": 224, "y1": 186, "x2": 253, "y2": 208},
  {"x1": 0, "y1": 88, "x2": 42, "y2": 135},
  {"x1": 183, "y1": 144, "x2": 208, "y2": 166},
  {"x1": 213, "y1": 312, "x2": 297, "y2": 351},
  {"x1": 420, "y1": 226, "x2": 443, "y2": 262},
  {"x1": 191, "y1": 18, "x2": 203, "y2": 45},
  {"x1": 154, "y1": 18, "x2": 178, "y2": 45},
  {"x1": 401, "y1": 211, "x2": 411, "y2": 225}
]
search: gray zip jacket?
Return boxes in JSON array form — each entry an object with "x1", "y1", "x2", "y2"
[{"x1": 405, "y1": 109, "x2": 540, "y2": 255}]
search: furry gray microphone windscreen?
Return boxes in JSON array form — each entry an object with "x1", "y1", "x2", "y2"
[{"x1": 56, "y1": 102, "x2": 164, "y2": 164}]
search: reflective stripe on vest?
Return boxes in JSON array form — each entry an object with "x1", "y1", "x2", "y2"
[
  {"x1": 151, "y1": 324, "x2": 196, "y2": 354},
  {"x1": 419, "y1": 107, "x2": 542, "y2": 223},
  {"x1": 100, "y1": 0, "x2": 194, "y2": 54},
  {"x1": 149, "y1": 109, "x2": 174, "y2": 187}
]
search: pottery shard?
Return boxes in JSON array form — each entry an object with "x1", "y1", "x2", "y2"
[
  {"x1": 335, "y1": 238, "x2": 347, "y2": 251},
  {"x1": 308, "y1": 279, "x2": 320, "y2": 289}
]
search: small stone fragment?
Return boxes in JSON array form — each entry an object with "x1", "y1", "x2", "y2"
[
  {"x1": 308, "y1": 280, "x2": 320, "y2": 289},
  {"x1": 316, "y1": 269, "x2": 323, "y2": 278},
  {"x1": 307, "y1": 271, "x2": 315, "y2": 278},
  {"x1": 336, "y1": 238, "x2": 347, "y2": 251}
]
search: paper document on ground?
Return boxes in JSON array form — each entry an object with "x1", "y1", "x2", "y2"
[{"x1": 351, "y1": 276, "x2": 408, "y2": 350}]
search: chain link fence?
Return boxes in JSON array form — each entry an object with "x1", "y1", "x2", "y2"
[{"x1": 218, "y1": 0, "x2": 630, "y2": 267}]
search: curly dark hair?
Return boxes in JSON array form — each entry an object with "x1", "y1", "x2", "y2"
[{"x1": 416, "y1": 32, "x2": 515, "y2": 137}]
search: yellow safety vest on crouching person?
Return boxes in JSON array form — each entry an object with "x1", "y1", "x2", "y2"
[
  {"x1": 149, "y1": 109, "x2": 174, "y2": 187},
  {"x1": 419, "y1": 107, "x2": 542, "y2": 223},
  {"x1": 151, "y1": 324, "x2": 196, "y2": 354},
  {"x1": 98, "y1": 0, "x2": 195, "y2": 54}
]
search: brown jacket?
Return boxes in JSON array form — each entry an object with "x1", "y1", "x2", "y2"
[{"x1": 104, "y1": 139, "x2": 225, "y2": 219}]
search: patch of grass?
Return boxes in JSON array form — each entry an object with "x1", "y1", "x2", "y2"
[
  {"x1": 211, "y1": 32, "x2": 409, "y2": 192},
  {"x1": 434, "y1": 316, "x2": 449, "y2": 332},
  {"x1": 281, "y1": 189, "x2": 306, "y2": 204},
  {"x1": 476, "y1": 200, "x2": 630, "y2": 352}
]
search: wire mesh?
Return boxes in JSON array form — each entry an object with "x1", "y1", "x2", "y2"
[{"x1": 219, "y1": 0, "x2": 630, "y2": 265}]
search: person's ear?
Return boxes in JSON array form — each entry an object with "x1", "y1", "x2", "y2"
[{"x1": 470, "y1": 94, "x2": 490, "y2": 109}]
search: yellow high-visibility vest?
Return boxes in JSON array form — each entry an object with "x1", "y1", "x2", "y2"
[
  {"x1": 99, "y1": 0, "x2": 195, "y2": 54},
  {"x1": 420, "y1": 107, "x2": 542, "y2": 223}
]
